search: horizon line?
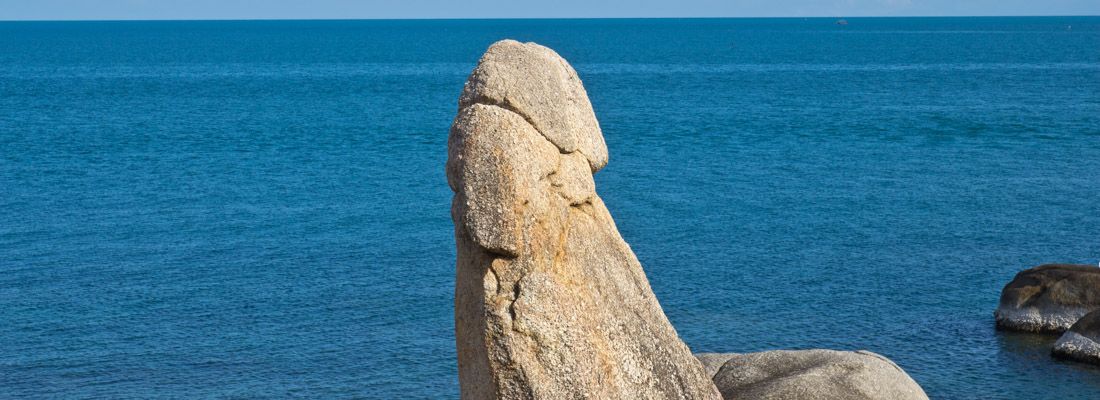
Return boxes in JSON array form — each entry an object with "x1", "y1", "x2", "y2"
[{"x1": 1, "y1": 15, "x2": 1097, "y2": 23}]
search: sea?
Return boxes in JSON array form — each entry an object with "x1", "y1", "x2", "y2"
[{"x1": 1, "y1": 17, "x2": 1099, "y2": 399}]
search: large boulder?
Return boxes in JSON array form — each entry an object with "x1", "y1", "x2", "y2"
[
  {"x1": 700, "y1": 350, "x2": 928, "y2": 400},
  {"x1": 994, "y1": 264, "x2": 1100, "y2": 332},
  {"x1": 1052, "y1": 309, "x2": 1100, "y2": 365},
  {"x1": 448, "y1": 39, "x2": 720, "y2": 400}
]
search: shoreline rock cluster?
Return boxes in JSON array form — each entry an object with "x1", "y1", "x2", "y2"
[
  {"x1": 448, "y1": 39, "x2": 929, "y2": 399},
  {"x1": 995, "y1": 263, "x2": 1100, "y2": 366}
]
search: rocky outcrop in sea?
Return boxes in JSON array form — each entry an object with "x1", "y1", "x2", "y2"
[
  {"x1": 994, "y1": 264, "x2": 1100, "y2": 333},
  {"x1": 448, "y1": 39, "x2": 929, "y2": 400},
  {"x1": 447, "y1": 39, "x2": 719, "y2": 399}
]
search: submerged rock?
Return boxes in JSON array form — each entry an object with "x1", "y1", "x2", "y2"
[
  {"x1": 1052, "y1": 309, "x2": 1100, "y2": 365},
  {"x1": 699, "y1": 350, "x2": 928, "y2": 400},
  {"x1": 994, "y1": 264, "x2": 1100, "y2": 332},
  {"x1": 448, "y1": 39, "x2": 719, "y2": 399}
]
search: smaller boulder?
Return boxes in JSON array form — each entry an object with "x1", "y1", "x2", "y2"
[
  {"x1": 1052, "y1": 309, "x2": 1100, "y2": 366},
  {"x1": 994, "y1": 264, "x2": 1100, "y2": 332},
  {"x1": 700, "y1": 350, "x2": 928, "y2": 400}
]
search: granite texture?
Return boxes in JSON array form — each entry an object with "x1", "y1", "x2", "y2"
[{"x1": 448, "y1": 39, "x2": 720, "y2": 400}]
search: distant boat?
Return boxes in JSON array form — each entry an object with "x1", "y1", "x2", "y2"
[{"x1": 836, "y1": 19, "x2": 849, "y2": 26}]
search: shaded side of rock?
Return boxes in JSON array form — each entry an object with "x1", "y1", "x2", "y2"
[
  {"x1": 1052, "y1": 309, "x2": 1100, "y2": 365},
  {"x1": 703, "y1": 350, "x2": 928, "y2": 400},
  {"x1": 449, "y1": 39, "x2": 719, "y2": 400},
  {"x1": 994, "y1": 264, "x2": 1100, "y2": 333},
  {"x1": 695, "y1": 353, "x2": 738, "y2": 379}
]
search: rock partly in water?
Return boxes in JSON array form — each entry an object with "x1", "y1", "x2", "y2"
[
  {"x1": 448, "y1": 39, "x2": 720, "y2": 400},
  {"x1": 700, "y1": 350, "x2": 929, "y2": 400},
  {"x1": 994, "y1": 264, "x2": 1100, "y2": 333},
  {"x1": 1052, "y1": 309, "x2": 1100, "y2": 366}
]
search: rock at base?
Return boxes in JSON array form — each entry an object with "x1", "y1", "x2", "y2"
[
  {"x1": 994, "y1": 264, "x2": 1100, "y2": 333},
  {"x1": 1052, "y1": 309, "x2": 1100, "y2": 366},
  {"x1": 698, "y1": 350, "x2": 928, "y2": 400}
]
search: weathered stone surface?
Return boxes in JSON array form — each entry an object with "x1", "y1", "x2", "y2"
[
  {"x1": 457, "y1": 39, "x2": 608, "y2": 171},
  {"x1": 695, "y1": 353, "x2": 738, "y2": 379},
  {"x1": 704, "y1": 350, "x2": 928, "y2": 400},
  {"x1": 994, "y1": 264, "x2": 1100, "y2": 333},
  {"x1": 1052, "y1": 309, "x2": 1100, "y2": 365},
  {"x1": 449, "y1": 40, "x2": 719, "y2": 400}
]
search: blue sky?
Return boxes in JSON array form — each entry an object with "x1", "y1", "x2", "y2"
[{"x1": 2, "y1": 0, "x2": 1098, "y2": 20}]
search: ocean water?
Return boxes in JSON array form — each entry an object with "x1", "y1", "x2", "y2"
[{"x1": 2, "y1": 17, "x2": 1099, "y2": 399}]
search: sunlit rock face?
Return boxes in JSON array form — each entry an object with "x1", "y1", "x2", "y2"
[{"x1": 447, "y1": 40, "x2": 720, "y2": 400}]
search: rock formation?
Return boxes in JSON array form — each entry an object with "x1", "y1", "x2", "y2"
[
  {"x1": 448, "y1": 39, "x2": 720, "y2": 399},
  {"x1": 698, "y1": 350, "x2": 929, "y2": 400},
  {"x1": 994, "y1": 264, "x2": 1100, "y2": 332},
  {"x1": 1052, "y1": 309, "x2": 1100, "y2": 366}
]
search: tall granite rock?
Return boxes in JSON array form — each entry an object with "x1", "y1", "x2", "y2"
[{"x1": 447, "y1": 40, "x2": 720, "y2": 399}]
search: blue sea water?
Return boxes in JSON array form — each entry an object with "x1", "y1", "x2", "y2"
[{"x1": 1, "y1": 17, "x2": 1099, "y2": 398}]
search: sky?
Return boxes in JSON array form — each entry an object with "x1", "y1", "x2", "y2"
[{"x1": 1, "y1": 0, "x2": 1098, "y2": 21}]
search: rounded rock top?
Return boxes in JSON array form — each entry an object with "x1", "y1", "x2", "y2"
[{"x1": 458, "y1": 40, "x2": 609, "y2": 171}]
